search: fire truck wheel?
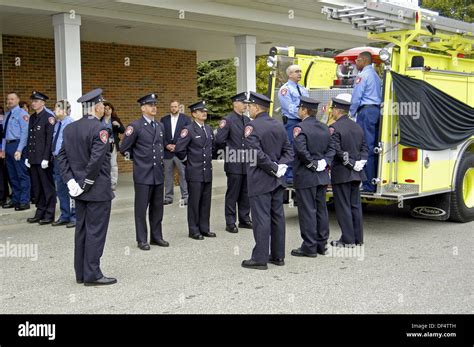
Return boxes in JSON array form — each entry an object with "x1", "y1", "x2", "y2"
[{"x1": 450, "y1": 153, "x2": 474, "y2": 223}]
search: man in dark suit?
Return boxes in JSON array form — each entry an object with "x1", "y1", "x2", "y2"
[
  {"x1": 161, "y1": 100, "x2": 191, "y2": 205},
  {"x1": 215, "y1": 92, "x2": 252, "y2": 234},
  {"x1": 291, "y1": 96, "x2": 335, "y2": 258},
  {"x1": 329, "y1": 94, "x2": 368, "y2": 247},
  {"x1": 25, "y1": 91, "x2": 56, "y2": 225},
  {"x1": 175, "y1": 101, "x2": 216, "y2": 241},
  {"x1": 57, "y1": 88, "x2": 116, "y2": 286},
  {"x1": 241, "y1": 92, "x2": 293, "y2": 270},
  {"x1": 120, "y1": 93, "x2": 169, "y2": 251}
]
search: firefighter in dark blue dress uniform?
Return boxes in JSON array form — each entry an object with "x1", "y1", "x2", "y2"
[
  {"x1": 215, "y1": 92, "x2": 252, "y2": 233},
  {"x1": 175, "y1": 101, "x2": 216, "y2": 240},
  {"x1": 329, "y1": 94, "x2": 368, "y2": 247},
  {"x1": 57, "y1": 88, "x2": 116, "y2": 286},
  {"x1": 25, "y1": 91, "x2": 57, "y2": 225},
  {"x1": 120, "y1": 93, "x2": 169, "y2": 251},
  {"x1": 241, "y1": 92, "x2": 293, "y2": 270},
  {"x1": 291, "y1": 96, "x2": 335, "y2": 257}
]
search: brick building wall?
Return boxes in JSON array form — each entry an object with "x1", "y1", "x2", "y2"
[{"x1": 0, "y1": 35, "x2": 197, "y2": 172}]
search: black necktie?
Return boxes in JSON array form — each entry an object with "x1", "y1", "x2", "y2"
[
  {"x1": 52, "y1": 121, "x2": 62, "y2": 152},
  {"x1": 296, "y1": 84, "x2": 302, "y2": 96},
  {"x1": 151, "y1": 120, "x2": 156, "y2": 129},
  {"x1": 201, "y1": 125, "x2": 207, "y2": 138},
  {"x1": 2, "y1": 111, "x2": 12, "y2": 139}
]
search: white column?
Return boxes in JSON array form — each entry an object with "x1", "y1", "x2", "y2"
[
  {"x1": 53, "y1": 13, "x2": 82, "y2": 119},
  {"x1": 234, "y1": 35, "x2": 256, "y2": 93}
]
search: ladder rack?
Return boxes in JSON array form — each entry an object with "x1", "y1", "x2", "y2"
[{"x1": 321, "y1": 1, "x2": 473, "y2": 36}]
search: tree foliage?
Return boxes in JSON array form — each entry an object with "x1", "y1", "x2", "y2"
[{"x1": 421, "y1": 0, "x2": 473, "y2": 22}]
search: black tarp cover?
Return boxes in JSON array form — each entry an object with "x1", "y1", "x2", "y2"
[{"x1": 391, "y1": 71, "x2": 474, "y2": 150}]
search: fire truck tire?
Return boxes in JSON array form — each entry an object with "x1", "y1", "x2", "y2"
[{"x1": 450, "y1": 153, "x2": 474, "y2": 223}]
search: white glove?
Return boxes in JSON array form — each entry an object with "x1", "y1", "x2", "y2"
[
  {"x1": 24, "y1": 159, "x2": 31, "y2": 168},
  {"x1": 41, "y1": 160, "x2": 49, "y2": 169},
  {"x1": 67, "y1": 179, "x2": 84, "y2": 197},
  {"x1": 275, "y1": 164, "x2": 288, "y2": 178},
  {"x1": 316, "y1": 159, "x2": 327, "y2": 172},
  {"x1": 353, "y1": 160, "x2": 367, "y2": 172}
]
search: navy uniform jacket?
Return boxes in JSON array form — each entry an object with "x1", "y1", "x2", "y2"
[
  {"x1": 161, "y1": 113, "x2": 192, "y2": 159},
  {"x1": 175, "y1": 121, "x2": 216, "y2": 183},
  {"x1": 293, "y1": 117, "x2": 335, "y2": 189},
  {"x1": 244, "y1": 112, "x2": 293, "y2": 197},
  {"x1": 57, "y1": 115, "x2": 114, "y2": 202},
  {"x1": 119, "y1": 116, "x2": 165, "y2": 186},
  {"x1": 26, "y1": 109, "x2": 55, "y2": 164},
  {"x1": 329, "y1": 115, "x2": 369, "y2": 184},
  {"x1": 215, "y1": 111, "x2": 250, "y2": 175}
]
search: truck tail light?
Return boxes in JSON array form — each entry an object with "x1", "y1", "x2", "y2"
[{"x1": 402, "y1": 148, "x2": 418, "y2": 162}]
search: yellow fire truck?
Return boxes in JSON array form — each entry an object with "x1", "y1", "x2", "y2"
[{"x1": 267, "y1": 1, "x2": 474, "y2": 222}]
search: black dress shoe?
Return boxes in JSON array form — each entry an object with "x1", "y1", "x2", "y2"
[
  {"x1": 3, "y1": 202, "x2": 15, "y2": 209},
  {"x1": 163, "y1": 200, "x2": 173, "y2": 205},
  {"x1": 38, "y1": 219, "x2": 53, "y2": 225},
  {"x1": 76, "y1": 279, "x2": 84, "y2": 284},
  {"x1": 317, "y1": 248, "x2": 328, "y2": 256},
  {"x1": 238, "y1": 221, "x2": 253, "y2": 229},
  {"x1": 268, "y1": 258, "x2": 285, "y2": 266},
  {"x1": 189, "y1": 234, "x2": 204, "y2": 240},
  {"x1": 66, "y1": 222, "x2": 76, "y2": 228},
  {"x1": 52, "y1": 219, "x2": 69, "y2": 227},
  {"x1": 241, "y1": 259, "x2": 268, "y2": 270},
  {"x1": 15, "y1": 204, "x2": 30, "y2": 211},
  {"x1": 27, "y1": 217, "x2": 41, "y2": 223},
  {"x1": 291, "y1": 248, "x2": 317, "y2": 258},
  {"x1": 225, "y1": 224, "x2": 238, "y2": 233},
  {"x1": 330, "y1": 240, "x2": 355, "y2": 248},
  {"x1": 137, "y1": 242, "x2": 150, "y2": 251},
  {"x1": 201, "y1": 231, "x2": 216, "y2": 238},
  {"x1": 84, "y1": 276, "x2": 117, "y2": 286},
  {"x1": 150, "y1": 239, "x2": 169, "y2": 247}
]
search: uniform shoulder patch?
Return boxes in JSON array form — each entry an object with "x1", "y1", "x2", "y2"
[
  {"x1": 355, "y1": 77, "x2": 363, "y2": 84},
  {"x1": 329, "y1": 127, "x2": 335, "y2": 135},
  {"x1": 23, "y1": 115, "x2": 29, "y2": 122},
  {"x1": 180, "y1": 128, "x2": 189, "y2": 138},
  {"x1": 293, "y1": 127, "x2": 302, "y2": 137},
  {"x1": 280, "y1": 87, "x2": 288, "y2": 96},
  {"x1": 125, "y1": 125, "x2": 134, "y2": 136},
  {"x1": 99, "y1": 130, "x2": 109, "y2": 144},
  {"x1": 48, "y1": 117, "x2": 56, "y2": 125},
  {"x1": 219, "y1": 119, "x2": 227, "y2": 129},
  {"x1": 244, "y1": 125, "x2": 253, "y2": 138}
]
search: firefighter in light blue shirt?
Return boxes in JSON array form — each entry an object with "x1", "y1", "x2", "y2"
[
  {"x1": 350, "y1": 51, "x2": 382, "y2": 193},
  {"x1": 1, "y1": 92, "x2": 31, "y2": 210},
  {"x1": 51, "y1": 100, "x2": 76, "y2": 228},
  {"x1": 278, "y1": 64, "x2": 309, "y2": 185}
]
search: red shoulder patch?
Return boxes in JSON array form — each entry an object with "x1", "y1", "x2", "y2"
[
  {"x1": 99, "y1": 130, "x2": 109, "y2": 144},
  {"x1": 48, "y1": 117, "x2": 56, "y2": 125},
  {"x1": 125, "y1": 126, "x2": 134, "y2": 136},
  {"x1": 180, "y1": 128, "x2": 188, "y2": 138},
  {"x1": 293, "y1": 127, "x2": 301, "y2": 137},
  {"x1": 23, "y1": 115, "x2": 29, "y2": 122},
  {"x1": 219, "y1": 119, "x2": 227, "y2": 129},
  {"x1": 355, "y1": 77, "x2": 362, "y2": 84},
  {"x1": 280, "y1": 88, "x2": 288, "y2": 96},
  {"x1": 244, "y1": 125, "x2": 253, "y2": 138},
  {"x1": 329, "y1": 127, "x2": 335, "y2": 135}
]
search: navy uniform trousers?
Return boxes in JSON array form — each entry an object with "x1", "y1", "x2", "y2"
[
  {"x1": 249, "y1": 186, "x2": 286, "y2": 263},
  {"x1": 31, "y1": 164, "x2": 56, "y2": 220},
  {"x1": 295, "y1": 185, "x2": 329, "y2": 254},
  {"x1": 187, "y1": 181, "x2": 212, "y2": 236},
  {"x1": 332, "y1": 181, "x2": 363, "y2": 245},
  {"x1": 74, "y1": 199, "x2": 111, "y2": 282},
  {"x1": 225, "y1": 173, "x2": 250, "y2": 225},
  {"x1": 134, "y1": 183, "x2": 164, "y2": 243}
]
